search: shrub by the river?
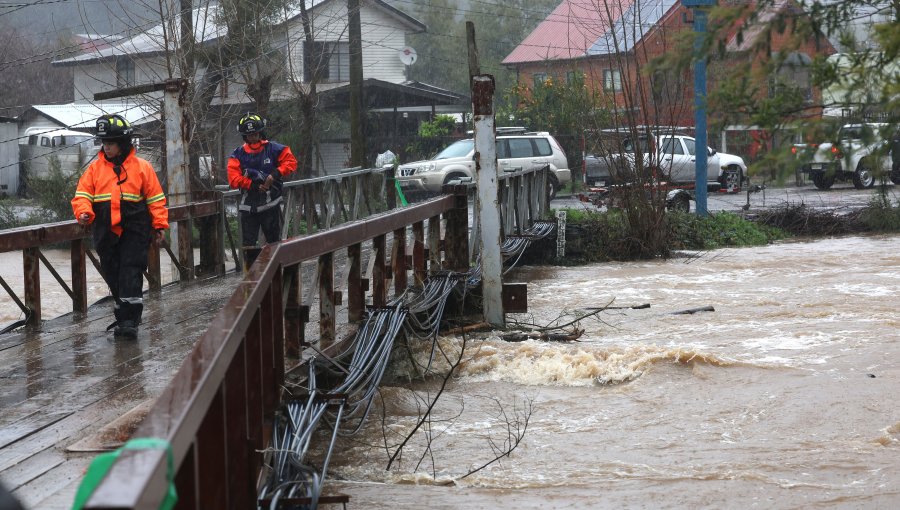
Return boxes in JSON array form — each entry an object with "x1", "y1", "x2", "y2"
[{"x1": 556, "y1": 208, "x2": 785, "y2": 263}]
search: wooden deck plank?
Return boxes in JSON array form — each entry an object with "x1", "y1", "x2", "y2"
[
  {"x1": 0, "y1": 272, "x2": 244, "y2": 509},
  {"x1": 0, "y1": 448, "x2": 65, "y2": 491},
  {"x1": 0, "y1": 411, "x2": 73, "y2": 450},
  {"x1": 10, "y1": 456, "x2": 90, "y2": 510}
]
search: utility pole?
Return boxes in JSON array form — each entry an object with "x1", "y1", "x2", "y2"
[
  {"x1": 683, "y1": 0, "x2": 715, "y2": 217},
  {"x1": 348, "y1": 0, "x2": 366, "y2": 167},
  {"x1": 467, "y1": 22, "x2": 504, "y2": 327}
]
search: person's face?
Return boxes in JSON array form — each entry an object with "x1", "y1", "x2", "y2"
[
  {"x1": 102, "y1": 141, "x2": 121, "y2": 158},
  {"x1": 246, "y1": 133, "x2": 262, "y2": 145}
]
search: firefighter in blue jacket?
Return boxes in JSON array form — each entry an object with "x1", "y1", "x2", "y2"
[{"x1": 227, "y1": 113, "x2": 298, "y2": 269}]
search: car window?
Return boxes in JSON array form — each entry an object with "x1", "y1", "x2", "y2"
[
  {"x1": 508, "y1": 138, "x2": 533, "y2": 158},
  {"x1": 434, "y1": 140, "x2": 473, "y2": 159},
  {"x1": 660, "y1": 137, "x2": 684, "y2": 155},
  {"x1": 623, "y1": 137, "x2": 650, "y2": 153},
  {"x1": 496, "y1": 140, "x2": 509, "y2": 159},
  {"x1": 532, "y1": 138, "x2": 552, "y2": 156},
  {"x1": 41, "y1": 136, "x2": 51, "y2": 147},
  {"x1": 683, "y1": 138, "x2": 696, "y2": 156}
]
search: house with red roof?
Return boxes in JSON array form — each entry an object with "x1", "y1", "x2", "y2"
[{"x1": 503, "y1": 0, "x2": 836, "y2": 158}]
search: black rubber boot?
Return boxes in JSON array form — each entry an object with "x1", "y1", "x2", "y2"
[{"x1": 114, "y1": 320, "x2": 138, "y2": 339}]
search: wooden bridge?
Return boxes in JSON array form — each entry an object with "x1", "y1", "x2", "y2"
[{"x1": 0, "y1": 165, "x2": 552, "y2": 509}]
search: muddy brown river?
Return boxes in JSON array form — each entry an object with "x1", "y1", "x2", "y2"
[
  {"x1": 2, "y1": 234, "x2": 899, "y2": 508},
  {"x1": 321, "y1": 234, "x2": 900, "y2": 509}
]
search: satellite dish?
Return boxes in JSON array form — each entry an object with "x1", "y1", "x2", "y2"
[{"x1": 399, "y1": 46, "x2": 417, "y2": 66}]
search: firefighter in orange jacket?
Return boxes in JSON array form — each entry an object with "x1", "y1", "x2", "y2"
[
  {"x1": 227, "y1": 113, "x2": 297, "y2": 269},
  {"x1": 71, "y1": 114, "x2": 168, "y2": 339}
]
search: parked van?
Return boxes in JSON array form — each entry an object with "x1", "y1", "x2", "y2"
[{"x1": 19, "y1": 127, "x2": 97, "y2": 181}]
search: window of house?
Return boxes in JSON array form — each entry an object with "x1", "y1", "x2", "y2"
[
  {"x1": 565, "y1": 70, "x2": 582, "y2": 84},
  {"x1": 603, "y1": 69, "x2": 622, "y2": 92},
  {"x1": 116, "y1": 58, "x2": 135, "y2": 87},
  {"x1": 768, "y1": 52, "x2": 813, "y2": 103},
  {"x1": 532, "y1": 73, "x2": 548, "y2": 88},
  {"x1": 304, "y1": 41, "x2": 350, "y2": 83}
]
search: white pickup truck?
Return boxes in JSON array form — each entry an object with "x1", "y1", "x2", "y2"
[{"x1": 800, "y1": 123, "x2": 898, "y2": 190}]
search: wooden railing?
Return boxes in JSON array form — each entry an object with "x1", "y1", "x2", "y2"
[
  {"x1": 82, "y1": 189, "x2": 471, "y2": 509},
  {"x1": 0, "y1": 196, "x2": 224, "y2": 328},
  {"x1": 217, "y1": 166, "x2": 396, "y2": 269}
]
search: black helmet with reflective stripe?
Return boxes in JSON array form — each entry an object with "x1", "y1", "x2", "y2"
[
  {"x1": 96, "y1": 114, "x2": 133, "y2": 140},
  {"x1": 238, "y1": 113, "x2": 266, "y2": 135}
]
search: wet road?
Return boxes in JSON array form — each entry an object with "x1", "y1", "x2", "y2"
[{"x1": 555, "y1": 182, "x2": 900, "y2": 214}]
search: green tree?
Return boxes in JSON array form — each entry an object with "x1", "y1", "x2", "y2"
[{"x1": 498, "y1": 72, "x2": 610, "y2": 183}]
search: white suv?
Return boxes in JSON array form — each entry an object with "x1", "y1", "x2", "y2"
[
  {"x1": 396, "y1": 132, "x2": 571, "y2": 198},
  {"x1": 801, "y1": 123, "x2": 897, "y2": 190}
]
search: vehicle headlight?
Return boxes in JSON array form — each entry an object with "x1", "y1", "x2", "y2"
[{"x1": 424, "y1": 162, "x2": 436, "y2": 173}]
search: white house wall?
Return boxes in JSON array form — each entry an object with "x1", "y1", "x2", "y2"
[
  {"x1": 285, "y1": 0, "x2": 410, "y2": 84},
  {"x1": 0, "y1": 122, "x2": 18, "y2": 196},
  {"x1": 72, "y1": 56, "x2": 169, "y2": 102},
  {"x1": 360, "y1": 2, "x2": 409, "y2": 82}
]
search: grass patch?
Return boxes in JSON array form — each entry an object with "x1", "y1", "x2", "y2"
[
  {"x1": 556, "y1": 208, "x2": 785, "y2": 263},
  {"x1": 667, "y1": 211, "x2": 785, "y2": 250}
]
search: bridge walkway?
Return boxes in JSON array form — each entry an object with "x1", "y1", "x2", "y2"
[{"x1": 0, "y1": 273, "x2": 242, "y2": 509}]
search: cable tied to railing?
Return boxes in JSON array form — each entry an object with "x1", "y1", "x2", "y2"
[{"x1": 259, "y1": 219, "x2": 555, "y2": 507}]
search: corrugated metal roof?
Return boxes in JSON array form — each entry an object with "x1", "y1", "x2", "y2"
[
  {"x1": 503, "y1": 0, "x2": 634, "y2": 65},
  {"x1": 29, "y1": 102, "x2": 158, "y2": 129},
  {"x1": 54, "y1": 6, "x2": 226, "y2": 64},
  {"x1": 587, "y1": 0, "x2": 678, "y2": 55}
]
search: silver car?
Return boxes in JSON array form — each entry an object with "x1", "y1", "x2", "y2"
[{"x1": 396, "y1": 132, "x2": 571, "y2": 198}]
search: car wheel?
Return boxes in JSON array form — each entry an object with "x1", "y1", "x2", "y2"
[
  {"x1": 852, "y1": 163, "x2": 875, "y2": 189},
  {"x1": 666, "y1": 192, "x2": 690, "y2": 213},
  {"x1": 812, "y1": 172, "x2": 835, "y2": 190},
  {"x1": 720, "y1": 165, "x2": 743, "y2": 190},
  {"x1": 547, "y1": 174, "x2": 560, "y2": 201}
]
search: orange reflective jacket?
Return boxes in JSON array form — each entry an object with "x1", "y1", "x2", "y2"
[{"x1": 71, "y1": 149, "x2": 168, "y2": 238}]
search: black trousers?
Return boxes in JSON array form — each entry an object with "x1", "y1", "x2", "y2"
[
  {"x1": 98, "y1": 229, "x2": 150, "y2": 324},
  {"x1": 240, "y1": 207, "x2": 282, "y2": 267}
]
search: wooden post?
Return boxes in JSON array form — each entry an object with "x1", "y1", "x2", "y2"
[
  {"x1": 392, "y1": 227, "x2": 407, "y2": 295},
  {"x1": 283, "y1": 263, "x2": 302, "y2": 357},
  {"x1": 443, "y1": 186, "x2": 469, "y2": 272},
  {"x1": 372, "y1": 234, "x2": 387, "y2": 307},
  {"x1": 412, "y1": 221, "x2": 425, "y2": 286},
  {"x1": 163, "y1": 78, "x2": 195, "y2": 281},
  {"x1": 318, "y1": 253, "x2": 335, "y2": 345},
  {"x1": 71, "y1": 238, "x2": 88, "y2": 314},
  {"x1": 348, "y1": 243, "x2": 364, "y2": 321},
  {"x1": 23, "y1": 247, "x2": 40, "y2": 325}
]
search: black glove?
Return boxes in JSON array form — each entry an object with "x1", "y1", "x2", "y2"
[{"x1": 249, "y1": 181, "x2": 261, "y2": 192}]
